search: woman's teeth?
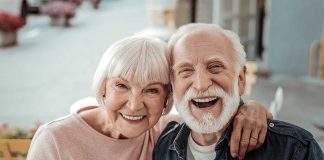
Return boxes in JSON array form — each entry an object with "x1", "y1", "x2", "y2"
[{"x1": 122, "y1": 114, "x2": 144, "y2": 121}]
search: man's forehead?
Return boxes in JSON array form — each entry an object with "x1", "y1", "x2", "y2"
[
  {"x1": 172, "y1": 39, "x2": 233, "y2": 60},
  {"x1": 174, "y1": 31, "x2": 231, "y2": 51},
  {"x1": 181, "y1": 30, "x2": 226, "y2": 42},
  {"x1": 192, "y1": 41, "x2": 213, "y2": 46}
]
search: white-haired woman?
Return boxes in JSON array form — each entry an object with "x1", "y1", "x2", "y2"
[{"x1": 27, "y1": 36, "x2": 270, "y2": 160}]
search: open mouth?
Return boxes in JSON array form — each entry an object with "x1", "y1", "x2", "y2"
[
  {"x1": 121, "y1": 113, "x2": 145, "y2": 121},
  {"x1": 191, "y1": 97, "x2": 220, "y2": 108}
]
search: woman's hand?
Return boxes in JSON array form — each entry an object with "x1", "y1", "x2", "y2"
[{"x1": 229, "y1": 100, "x2": 273, "y2": 159}]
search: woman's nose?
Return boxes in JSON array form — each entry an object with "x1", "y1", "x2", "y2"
[{"x1": 127, "y1": 93, "x2": 144, "y2": 111}]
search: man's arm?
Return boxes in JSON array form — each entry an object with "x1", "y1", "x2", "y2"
[{"x1": 229, "y1": 100, "x2": 272, "y2": 159}]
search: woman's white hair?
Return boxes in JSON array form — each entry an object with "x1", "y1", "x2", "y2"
[
  {"x1": 92, "y1": 36, "x2": 173, "y2": 114},
  {"x1": 167, "y1": 23, "x2": 246, "y2": 75}
]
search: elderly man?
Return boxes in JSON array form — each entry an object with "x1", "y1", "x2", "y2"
[{"x1": 153, "y1": 23, "x2": 324, "y2": 160}]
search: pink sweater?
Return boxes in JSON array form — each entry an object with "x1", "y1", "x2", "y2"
[{"x1": 27, "y1": 113, "x2": 171, "y2": 160}]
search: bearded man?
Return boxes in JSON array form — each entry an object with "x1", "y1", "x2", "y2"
[{"x1": 153, "y1": 23, "x2": 323, "y2": 160}]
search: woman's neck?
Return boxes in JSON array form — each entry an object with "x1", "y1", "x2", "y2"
[{"x1": 79, "y1": 108, "x2": 124, "y2": 139}]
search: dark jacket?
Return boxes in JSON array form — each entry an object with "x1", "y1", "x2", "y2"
[{"x1": 153, "y1": 120, "x2": 324, "y2": 160}]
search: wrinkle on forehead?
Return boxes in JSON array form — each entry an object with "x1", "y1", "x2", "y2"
[
  {"x1": 194, "y1": 41, "x2": 211, "y2": 46},
  {"x1": 184, "y1": 31, "x2": 232, "y2": 49}
]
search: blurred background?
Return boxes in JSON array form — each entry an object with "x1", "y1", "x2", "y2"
[{"x1": 0, "y1": 0, "x2": 324, "y2": 150}]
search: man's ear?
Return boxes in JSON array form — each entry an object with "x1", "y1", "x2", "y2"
[{"x1": 238, "y1": 65, "x2": 247, "y2": 96}]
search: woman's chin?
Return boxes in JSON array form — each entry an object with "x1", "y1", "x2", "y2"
[{"x1": 116, "y1": 118, "x2": 149, "y2": 138}]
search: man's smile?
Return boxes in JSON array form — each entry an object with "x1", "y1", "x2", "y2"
[{"x1": 191, "y1": 97, "x2": 220, "y2": 108}]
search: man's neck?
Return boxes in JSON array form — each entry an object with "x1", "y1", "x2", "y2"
[{"x1": 190, "y1": 124, "x2": 229, "y2": 146}]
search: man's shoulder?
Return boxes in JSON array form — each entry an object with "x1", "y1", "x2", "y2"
[
  {"x1": 154, "y1": 121, "x2": 185, "y2": 150},
  {"x1": 158, "y1": 121, "x2": 183, "y2": 140},
  {"x1": 249, "y1": 120, "x2": 324, "y2": 159},
  {"x1": 153, "y1": 121, "x2": 187, "y2": 160},
  {"x1": 267, "y1": 120, "x2": 315, "y2": 145}
]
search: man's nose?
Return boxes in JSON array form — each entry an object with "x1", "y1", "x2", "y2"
[
  {"x1": 192, "y1": 70, "x2": 212, "y2": 92},
  {"x1": 127, "y1": 92, "x2": 144, "y2": 111}
]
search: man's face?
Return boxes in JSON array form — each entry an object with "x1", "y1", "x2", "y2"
[{"x1": 171, "y1": 32, "x2": 246, "y2": 133}]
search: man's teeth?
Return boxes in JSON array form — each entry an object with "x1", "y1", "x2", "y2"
[
  {"x1": 192, "y1": 97, "x2": 217, "y2": 103},
  {"x1": 122, "y1": 114, "x2": 144, "y2": 121}
]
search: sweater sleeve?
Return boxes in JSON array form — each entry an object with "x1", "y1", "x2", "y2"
[{"x1": 27, "y1": 125, "x2": 60, "y2": 160}]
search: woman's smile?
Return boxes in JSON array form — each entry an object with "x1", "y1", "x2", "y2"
[{"x1": 120, "y1": 113, "x2": 146, "y2": 121}]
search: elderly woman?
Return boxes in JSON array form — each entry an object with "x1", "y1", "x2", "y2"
[{"x1": 27, "y1": 36, "x2": 270, "y2": 160}]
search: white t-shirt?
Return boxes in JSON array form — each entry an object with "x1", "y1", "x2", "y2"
[{"x1": 187, "y1": 132, "x2": 217, "y2": 160}]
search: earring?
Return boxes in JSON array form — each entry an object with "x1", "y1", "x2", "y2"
[
  {"x1": 165, "y1": 99, "x2": 169, "y2": 106},
  {"x1": 162, "y1": 108, "x2": 166, "y2": 115}
]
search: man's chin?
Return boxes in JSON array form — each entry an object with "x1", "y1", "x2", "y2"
[
  {"x1": 175, "y1": 99, "x2": 239, "y2": 134},
  {"x1": 175, "y1": 103, "x2": 223, "y2": 133}
]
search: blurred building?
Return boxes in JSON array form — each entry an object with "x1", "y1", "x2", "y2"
[{"x1": 211, "y1": 0, "x2": 324, "y2": 77}]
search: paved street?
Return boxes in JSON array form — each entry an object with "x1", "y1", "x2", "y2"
[{"x1": 0, "y1": 0, "x2": 323, "y2": 151}]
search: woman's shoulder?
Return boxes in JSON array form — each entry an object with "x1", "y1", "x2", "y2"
[
  {"x1": 32, "y1": 113, "x2": 92, "y2": 147},
  {"x1": 38, "y1": 114, "x2": 82, "y2": 133}
]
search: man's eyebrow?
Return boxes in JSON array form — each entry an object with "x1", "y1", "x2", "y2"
[
  {"x1": 206, "y1": 56, "x2": 227, "y2": 65},
  {"x1": 172, "y1": 62, "x2": 192, "y2": 71}
]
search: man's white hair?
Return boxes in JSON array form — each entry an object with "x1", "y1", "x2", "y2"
[
  {"x1": 167, "y1": 23, "x2": 246, "y2": 75},
  {"x1": 92, "y1": 36, "x2": 173, "y2": 114}
]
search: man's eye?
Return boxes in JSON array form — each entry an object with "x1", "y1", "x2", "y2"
[
  {"x1": 178, "y1": 69, "x2": 193, "y2": 78},
  {"x1": 208, "y1": 65, "x2": 223, "y2": 73},
  {"x1": 146, "y1": 88, "x2": 159, "y2": 94},
  {"x1": 115, "y1": 83, "x2": 128, "y2": 89}
]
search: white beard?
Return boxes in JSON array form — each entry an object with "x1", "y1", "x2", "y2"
[{"x1": 173, "y1": 80, "x2": 240, "y2": 134}]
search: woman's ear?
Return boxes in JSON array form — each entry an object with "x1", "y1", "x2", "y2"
[
  {"x1": 238, "y1": 65, "x2": 247, "y2": 96},
  {"x1": 101, "y1": 88, "x2": 106, "y2": 98},
  {"x1": 101, "y1": 83, "x2": 107, "y2": 103},
  {"x1": 162, "y1": 84, "x2": 174, "y2": 115},
  {"x1": 164, "y1": 84, "x2": 172, "y2": 104}
]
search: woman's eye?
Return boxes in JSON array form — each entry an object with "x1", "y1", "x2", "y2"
[
  {"x1": 146, "y1": 88, "x2": 159, "y2": 94},
  {"x1": 115, "y1": 83, "x2": 128, "y2": 89}
]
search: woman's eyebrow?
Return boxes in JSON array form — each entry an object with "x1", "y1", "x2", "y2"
[
  {"x1": 146, "y1": 82, "x2": 164, "y2": 86},
  {"x1": 141, "y1": 83, "x2": 165, "y2": 89}
]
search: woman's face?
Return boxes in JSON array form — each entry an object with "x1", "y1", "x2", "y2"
[{"x1": 103, "y1": 77, "x2": 168, "y2": 139}]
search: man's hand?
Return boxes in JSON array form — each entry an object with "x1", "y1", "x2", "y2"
[{"x1": 229, "y1": 101, "x2": 273, "y2": 159}]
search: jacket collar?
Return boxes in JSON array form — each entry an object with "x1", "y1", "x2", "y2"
[
  {"x1": 168, "y1": 122, "x2": 234, "y2": 156},
  {"x1": 214, "y1": 123, "x2": 233, "y2": 150},
  {"x1": 168, "y1": 123, "x2": 191, "y2": 159}
]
